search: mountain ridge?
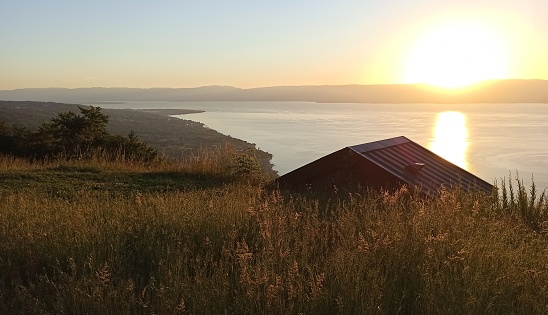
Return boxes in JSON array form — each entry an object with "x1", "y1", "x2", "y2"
[{"x1": 1, "y1": 79, "x2": 548, "y2": 103}]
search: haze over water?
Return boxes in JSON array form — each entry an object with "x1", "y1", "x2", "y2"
[{"x1": 99, "y1": 101, "x2": 548, "y2": 191}]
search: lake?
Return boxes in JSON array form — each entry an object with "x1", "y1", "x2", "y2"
[{"x1": 97, "y1": 101, "x2": 548, "y2": 191}]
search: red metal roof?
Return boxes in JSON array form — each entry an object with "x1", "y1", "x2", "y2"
[
  {"x1": 349, "y1": 136, "x2": 493, "y2": 195},
  {"x1": 278, "y1": 136, "x2": 493, "y2": 196}
]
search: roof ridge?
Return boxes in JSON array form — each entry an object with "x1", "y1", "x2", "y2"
[{"x1": 348, "y1": 136, "x2": 410, "y2": 153}]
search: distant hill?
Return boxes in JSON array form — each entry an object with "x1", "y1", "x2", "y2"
[{"x1": 1, "y1": 80, "x2": 548, "y2": 103}]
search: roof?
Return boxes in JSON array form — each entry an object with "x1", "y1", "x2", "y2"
[{"x1": 278, "y1": 136, "x2": 493, "y2": 196}]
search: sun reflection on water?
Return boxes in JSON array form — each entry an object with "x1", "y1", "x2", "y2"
[{"x1": 429, "y1": 111, "x2": 470, "y2": 170}]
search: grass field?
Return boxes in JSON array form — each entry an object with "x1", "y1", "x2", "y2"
[{"x1": 0, "y1": 151, "x2": 547, "y2": 314}]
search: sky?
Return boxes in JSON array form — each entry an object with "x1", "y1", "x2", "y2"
[{"x1": 1, "y1": 0, "x2": 548, "y2": 89}]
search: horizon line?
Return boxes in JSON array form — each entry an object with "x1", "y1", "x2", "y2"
[{"x1": 2, "y1": 78, "x2": 548, "y2": 91}]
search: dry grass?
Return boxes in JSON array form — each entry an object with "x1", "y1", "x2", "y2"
[{"x1": 0, "y1": 156, "x2": 547, "y2": 314}]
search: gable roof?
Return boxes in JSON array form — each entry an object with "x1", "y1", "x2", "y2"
[{"x1": 278, "y1": 136, "x2": 493, "y2": 196}]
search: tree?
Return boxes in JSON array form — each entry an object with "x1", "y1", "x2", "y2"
[
  {"x1": 0, "y1": 123, "x2": 32, "y2": 157},
  {"x1": 0, "y1": 122, "x2": 11, "y2": 153},
  {"x1": 38, "y1": 106, "x2": 109, "y2": 155}
]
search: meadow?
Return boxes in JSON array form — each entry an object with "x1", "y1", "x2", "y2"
[{"x1": 0, "y1": 150, "x2": 547, "y2": 314}]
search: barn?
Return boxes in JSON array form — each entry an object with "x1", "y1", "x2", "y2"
[{"x1": 277, "y1": 136, "x2": 493, "y2": 196}]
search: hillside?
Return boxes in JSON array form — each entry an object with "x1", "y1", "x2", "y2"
[
  {"x1": 2, "y1": 79, "x2": 548, "y2": 103},
  {"x1": 0, "y1": 101, "x2": 274, "y2": 174},
  {"x1": 1, "y1": 101, "x2": 547, "y2": 314},
  {"x1": 0, "y1": 155, "x2": 546, "y2": 314}
]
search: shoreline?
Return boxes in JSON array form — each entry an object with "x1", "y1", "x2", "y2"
[{"x1": 134, "y1": 108, "x2": 205, "y2": 115}]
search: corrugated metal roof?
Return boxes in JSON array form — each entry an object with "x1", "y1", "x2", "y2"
[
  {"x1": 349, "y1": 136, "x2": 493, "y2": 195},
  {"x1": 278, "y1": 136, "x2": 494, "y2": 196}
]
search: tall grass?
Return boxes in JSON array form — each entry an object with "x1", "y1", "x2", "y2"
[
  {"x1": 0, "y1": 158, "x2": 547, "y2": 314},
  {"x1": 494, "y1": 172, "x2": 548, "y2": 233},
  {"x1": 0, "y1": 142, "x2": 269, "y2": 180}
]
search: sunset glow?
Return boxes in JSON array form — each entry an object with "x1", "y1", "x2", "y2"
[
  {"x1": 404, "y1": 21, "x2": 510, "y2": 88},
  {"x1": 1, "y1": 2, "x2": 547, "y2": 89}
]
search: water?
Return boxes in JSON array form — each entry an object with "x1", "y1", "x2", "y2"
[{"x1": 97, "y1": 101, "x2": 548, "y2": 190}]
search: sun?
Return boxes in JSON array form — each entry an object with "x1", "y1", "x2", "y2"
[{"x1": 404, "y1": 21, "x2": 509, "y2": 89}]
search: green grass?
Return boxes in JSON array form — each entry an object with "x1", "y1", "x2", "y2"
[
  {"x1": 0, "y1": 166, "x2": 229, "y2": 196},
  {"x1": 0, "y1": 154, "x2": 547, "y2": 314}
]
